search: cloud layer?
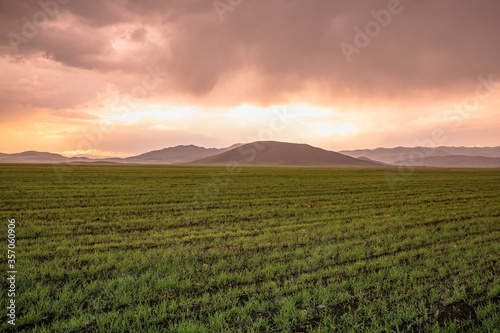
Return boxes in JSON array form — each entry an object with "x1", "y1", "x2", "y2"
[{"x1": 1, "y1": 0, "x2": 499, "y2": 154}]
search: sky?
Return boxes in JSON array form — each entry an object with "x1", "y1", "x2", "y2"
[{"x1": 1, "y1": 0, "x2": 499, "y2": 157}]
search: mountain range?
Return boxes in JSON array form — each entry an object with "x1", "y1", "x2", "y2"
[
  {"x1": 392, "y1": 155, "x2": 500, "y2": 168},
  {"x1": 340, "y1": 146, "x2": 500, "y2": 163},
  {"x1": 108, "y1": 144, "x2": 242, "y2": 164},
  {"x1": 1, "y1": 142, "x2": 499, "y2": 168},
  {"x1": 189, "y1": 141, "x2": 379, "y2": 167},
  {"x1": 340, "y1": 146, "x2": 500, "y2": 168}
]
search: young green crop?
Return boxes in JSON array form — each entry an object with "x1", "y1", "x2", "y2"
[{"x1": 0, "y1": 165, "x2": 498, "y2": 332}]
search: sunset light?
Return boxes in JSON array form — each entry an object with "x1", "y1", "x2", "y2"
[{"x1": 1, "y1": 1, "x2": 499, "y2": 331}]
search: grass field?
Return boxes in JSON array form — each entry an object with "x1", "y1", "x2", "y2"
[{"x1": 0, "y1": 165, "x2": 499, "y2": 332}]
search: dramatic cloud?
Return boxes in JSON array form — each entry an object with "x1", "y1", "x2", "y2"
[{"x1": 1, "y1": 0, "x2": 499, "y2": 154}]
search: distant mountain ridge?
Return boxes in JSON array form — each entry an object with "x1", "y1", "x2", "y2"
[
  {"x1": 341, "y1": 146, "x2": 500, "y2": 165},
  {"x1": 393, "y1": 155, "x2": 500, "y2": 168},
  {"x1": 120, "y1": 144, "x2": 242, "y2": 164},
  {"x1": 0, "y1": 144, "x2": 242, "y2": 165},
  {"x1": 188, "y1": 141, "x2": 380, "y2": 167},
  {"x1": 0, "y1": 151, "x2": 90, "y2": 164},
  {"x1": 1, "y1": 143, "x2": 499, "y2": 168}
]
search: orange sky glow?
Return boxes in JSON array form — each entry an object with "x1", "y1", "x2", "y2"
[{"x1": 1, "y1": 0, "x2": 499, "y2": 157}]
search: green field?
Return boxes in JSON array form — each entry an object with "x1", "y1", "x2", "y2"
[{"x1": 0, "y1": 165, "x2": 499, "y2": 332}]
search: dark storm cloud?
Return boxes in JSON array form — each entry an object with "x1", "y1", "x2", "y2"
[
  {"x1": 130, "y1": 27, "x2": 148, "y2": 43},
  {"x1": 1, "y1": 0, "x2": 500, "y2": 104}
]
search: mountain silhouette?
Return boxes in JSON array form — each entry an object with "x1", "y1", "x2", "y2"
[{"x1": 189, "y1": 141, "x2": 380, "y2": 167}]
